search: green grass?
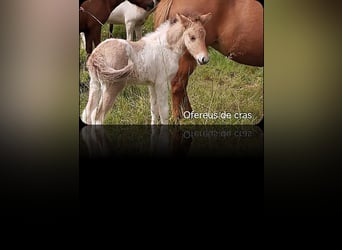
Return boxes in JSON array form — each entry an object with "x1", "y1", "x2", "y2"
[
  {"x1": 79, "y1": 14, "x2": 263, "y2": 125},
  {"x1": 183, "y1": 49, "x2": 263, "y2": 125}
]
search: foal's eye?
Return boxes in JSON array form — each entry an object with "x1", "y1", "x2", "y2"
[{"x1": 190, "y1": 36, "x2": 196, "y2": 41}]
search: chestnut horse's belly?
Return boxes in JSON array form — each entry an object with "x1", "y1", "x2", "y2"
[{"x1": 224, "y1": 44, "x2": 264, "y2": 67}]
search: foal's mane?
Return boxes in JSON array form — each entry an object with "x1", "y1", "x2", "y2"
[
  {"x1": 154, "y1": 0, "x2": 203, "y2": 27},
  {"x1": 169, "y1": 12, "x2": 204, "y2": 24},
  {"x1": 142, "y1": 19, "x2": 172, "y2": 40},
  {"x1": 143, "y1": 12, "x2": 205, "y2": 43}
]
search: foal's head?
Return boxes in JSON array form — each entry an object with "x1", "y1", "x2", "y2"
[{"x1": 176, "y1": 13, "x2": 212, "y2": 65}]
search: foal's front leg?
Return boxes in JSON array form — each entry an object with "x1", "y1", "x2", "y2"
[
  {"x1": 148, "y1": 86, "x2": 159, "y2": 125},
  {"x1": 154, "y1": 80, "x2": 169, "y2": 125}
]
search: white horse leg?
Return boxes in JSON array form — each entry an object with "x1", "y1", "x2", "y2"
[
  {"x1": 81, "y1": 77, "x2": 101, "y2": 124},
  {"x1": 148, "y1": 86, "x2": 159, "y2": 125},
  {"x1": 95, "y1": 81, "x2": 126, "y2": 124},
  {"x1": 154, "y1": 81, "x2": 169, "y2": 125},
  {"x1": 126, "y1": 21, "x2": 134, "y2": 41},
  {"x1": 80, "y1": 32, "x2": 86, "y2": 50},
  {"x1": 134, "y1": 25, "x2": 143, "y2": 40}
]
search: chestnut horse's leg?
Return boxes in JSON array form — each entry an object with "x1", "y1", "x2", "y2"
[
  {"x1": 85, "y1": 31, "x2": 93, "y2": 56},
  {"x1": 171, "y1": 51, "x2": 197, "y2": 120},
  {"x1": 93, "y1": 26, "x2": 102, "y2": 50},
  {"x1": 86, "y1": 26, "x2": 102, "y2": 55}
]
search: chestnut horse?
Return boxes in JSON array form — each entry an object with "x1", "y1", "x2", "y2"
[
  {"x1": 80, "y1": 0, "x2": 156, "y2": 55},
  {"x1": 154, "y1": 0, "x2": 264, "y2": 121}
]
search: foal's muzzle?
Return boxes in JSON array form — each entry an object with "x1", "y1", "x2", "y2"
[{"x1": 197, "y1": 56, "x2": 209, "y2": 65}]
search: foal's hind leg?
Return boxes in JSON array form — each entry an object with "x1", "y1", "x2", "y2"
[
  {"x1": 171, "y1": 52, "x2": 197, "y2": 120},
  {"x1": 95, "y1": 81, "x2": 126, "y2": 124},
  {"x1": 81, "y1": 77, "x2": 101, "y2": 124}
]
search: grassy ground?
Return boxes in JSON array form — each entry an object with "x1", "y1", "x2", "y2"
[{"x1": 79, "y1": 15, "x2": 263, "y2": 125}]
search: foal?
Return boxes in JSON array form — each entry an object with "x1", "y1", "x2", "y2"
[{"x1": 81, "y1": 13, "x2": 212, "y2": 125}]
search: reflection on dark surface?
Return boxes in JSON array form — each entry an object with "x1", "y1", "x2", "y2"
[
  {"x1": 79, "y1": 125, "x2": 263, "y2": 160},
  {"x1": 79, "y1": 125, "x2": 263, "y2": 217}
]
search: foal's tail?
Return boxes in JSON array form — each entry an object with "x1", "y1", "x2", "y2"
[
  {"x1": 98, "y1": 62, "x2": 134, "y2": 82},
  {"x1": 87, "y1": 55, "x2": 134, "y2": 82},
  {"x1": 154, "y1": 0, "x2": 173, "y2": 28}
]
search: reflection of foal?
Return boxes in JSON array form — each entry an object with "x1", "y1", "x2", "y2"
[{"x1": 81, "y1": 13, "x2": 212, "y2": 125}]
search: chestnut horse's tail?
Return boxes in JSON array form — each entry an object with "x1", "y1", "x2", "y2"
[
  {"x1": 88, "y1": 55, "x2": 134, "y2": 82},
  {"x1": 154, "y1": 0, "x2": 173, "y2": 28}
]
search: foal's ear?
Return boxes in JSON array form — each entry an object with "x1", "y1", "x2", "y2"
[
  {"x1": 199, "y1": 13, "x2": 212, "y2": 25},
  {"x1": 176, "y1": 13, "x2": 192, "y2": 28}
]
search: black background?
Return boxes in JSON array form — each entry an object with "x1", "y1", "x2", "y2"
[{"x1": 1, "y1": 1, "x2": 342, "y2": 224}]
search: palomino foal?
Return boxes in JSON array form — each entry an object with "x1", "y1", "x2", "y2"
[{"x1": 81, "y1": 13, "x2": 212, "y2": 125}]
